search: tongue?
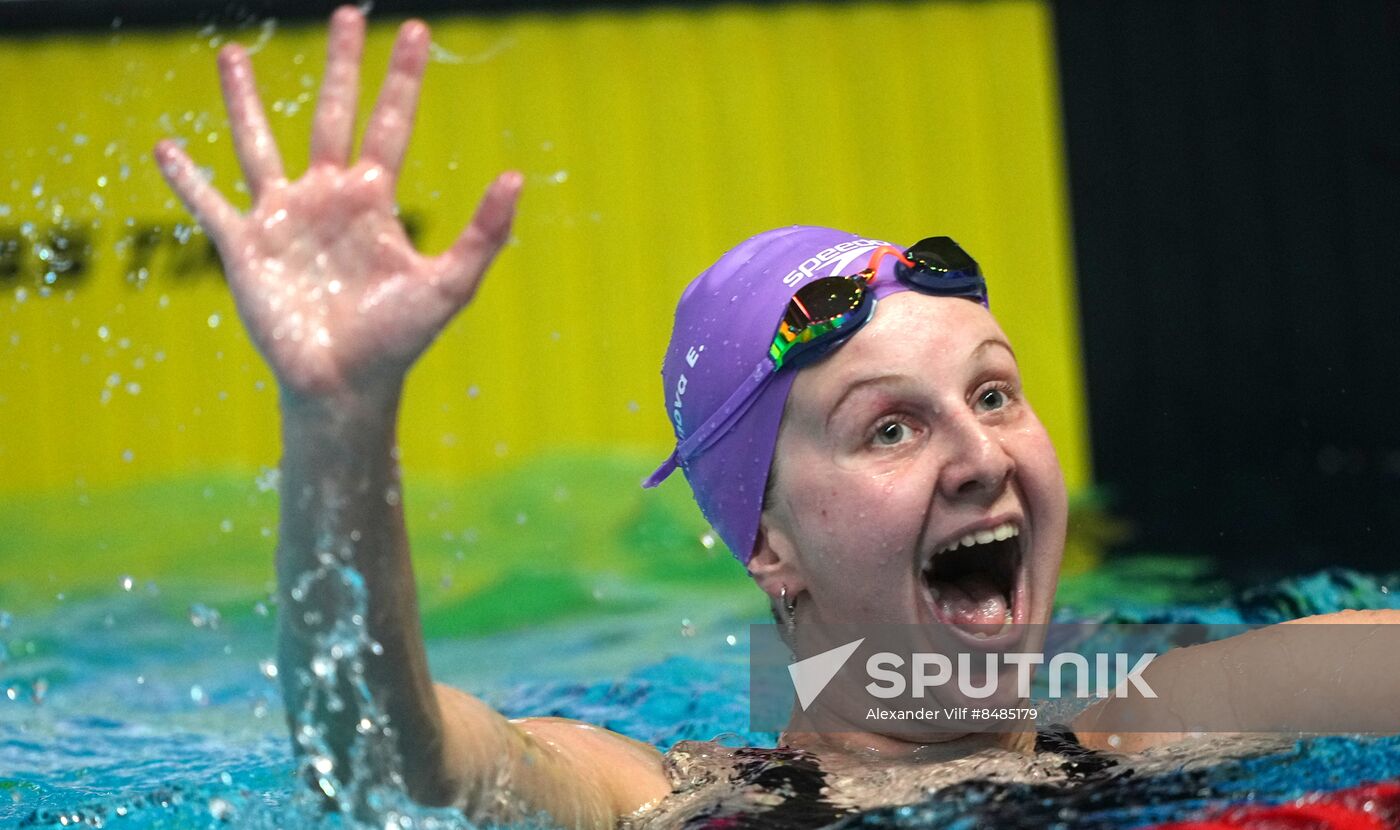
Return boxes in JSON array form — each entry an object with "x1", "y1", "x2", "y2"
[{"x1": 930, "y1": 573, "x2": 1009, "y2": 635}]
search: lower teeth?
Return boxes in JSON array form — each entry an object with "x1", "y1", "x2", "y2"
[{"x1": 923, "y1": 585, "x2": 1016, "y2": 630}]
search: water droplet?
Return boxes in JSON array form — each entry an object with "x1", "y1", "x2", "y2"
[
  {"x1": 208, "y1": 797, "x2": 233, "y2": 821},
  {"x1": 207, "y1": 313, "x2": 220, "y2": 328},
  {"x1": 700, "y1": 532, "x2": 717, "y2": 550},
  {"x1": 219, "y1": 518, "x2": 233, "y2": 533},
  {"x1": 189, "y1": 603, "x2": 221, "y2": 629},
  {"x1": 120, "y1": 449, "x2": 134, "y2": 463},
  {"x1": 118, "y1": 575, "x2": 133, "y2": 592},
  {"x1": 259, "y1": 658, "x2": 278, "y2": 679},
  {"x1": 190, "y1": 684, "x2": 208, "y2": 705},
  {"x1": 255, "y1": 467, "x2": 280, "y2": 493},
  {"x1": 726, "y1": 634, "x2": 738, "y2": 646}
]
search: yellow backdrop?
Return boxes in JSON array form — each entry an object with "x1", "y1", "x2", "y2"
[{"x1": 0, "y1": 1, "x2": 1088, "y2": 559}]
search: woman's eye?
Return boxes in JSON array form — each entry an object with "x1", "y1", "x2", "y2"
[
  {"x1": 976, "y1": 384, "x2": 1014, "y2": 412},
  {"x1": 873, "y1": 421, "x2": 910, "y2": 446}
]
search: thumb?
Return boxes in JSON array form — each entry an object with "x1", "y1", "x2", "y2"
[{"x1": 432, "y1": 171, "x2": 523, "y2": 306}]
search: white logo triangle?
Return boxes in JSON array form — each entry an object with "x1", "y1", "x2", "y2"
[{"x1": 788, "y1": 638, "x2": 865, "y2": 711}]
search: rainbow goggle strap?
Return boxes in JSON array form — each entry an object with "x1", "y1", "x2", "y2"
[
  {"x1": 643, "y1": 236, "x2": 987, "y2": 488},
  {"x1": 768, "y1": 276, "x2": 874, "y2": 370}
]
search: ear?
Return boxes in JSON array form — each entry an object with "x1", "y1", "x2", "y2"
[{"x1": 746, "y1": 512, "x2": 806, "y2": 604}]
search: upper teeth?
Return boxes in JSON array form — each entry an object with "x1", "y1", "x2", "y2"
[{"x1": 932, "y1": 521, "x2": 1019, "y2": 556}]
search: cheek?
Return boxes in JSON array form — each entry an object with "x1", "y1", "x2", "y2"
[
  {"x1": 1006, "y1": 424, "x2": 1069, "y2": 524},
  {"x1": 787, "y1": 473, "x2": 925, "y2": 575}
]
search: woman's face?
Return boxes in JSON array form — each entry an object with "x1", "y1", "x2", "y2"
[{"x1": 754, "y1": 291, "x2": 1067, "y2": 636}]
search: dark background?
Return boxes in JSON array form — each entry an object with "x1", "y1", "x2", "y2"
[
  {"x1": 1055, "y1": 0, "x2": 1400, "y2": 580},
  {"x1": 6, "y1": 0, "x2": 1397, "y2": 580}
]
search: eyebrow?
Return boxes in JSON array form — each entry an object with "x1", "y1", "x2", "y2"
[
  {"x1": 825, "y1": 337, "x2": 1018, "y2": 426},
  {"x1": 827, "y1": 374, "x2": 904, "y2": 428},
  {"x1": 974, "y1": 337, "x2": 1017, "y2": 363}
]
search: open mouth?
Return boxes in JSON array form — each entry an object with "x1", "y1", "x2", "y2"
[{"x1": 920, "y1": 521, "x2": 1024, "y2": 638}]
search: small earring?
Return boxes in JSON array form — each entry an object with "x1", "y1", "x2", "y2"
[{"x1": 781, "y1": 585, "x2": 798, "y2": 641}]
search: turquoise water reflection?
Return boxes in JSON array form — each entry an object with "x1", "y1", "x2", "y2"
[{"x1": 3, "y1": 569, "x2": 1398, "y2": 828}]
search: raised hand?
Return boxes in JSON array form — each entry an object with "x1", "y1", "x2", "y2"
[{"x1": 156, "y1": 6, "x2": 521, "y2": 402}]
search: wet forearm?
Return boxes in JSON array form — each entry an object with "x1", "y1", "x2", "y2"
[
  {"x1": 274, "y1": 385, "x2": 450, "y2": 801},
  {"x1": 1074, "y1": 611, "x2": 1400, "y2": 752}
]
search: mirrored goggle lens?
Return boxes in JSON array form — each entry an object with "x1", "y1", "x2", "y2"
[
  {"x1": 907, "y1": 236, "x2": 978, "y2": 275},
  {"x1": 783, "y1": 275, "x2": 868, "y2": 334},
  {"x1": 895, "y1": 236, "x2": 988, "y2": 304}
]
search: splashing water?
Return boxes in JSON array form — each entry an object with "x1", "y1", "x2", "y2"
[{"x1": 4, "y1": 565, "x2": 1400, "y2": 828}]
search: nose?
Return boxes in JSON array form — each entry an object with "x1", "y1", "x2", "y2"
[{"x1": 936, "y1": 410, "x2": 1013, "y2": 501}]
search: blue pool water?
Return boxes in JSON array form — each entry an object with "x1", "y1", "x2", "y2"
[{"x1": 3, "y1": 568, "x2": 1399, "y2": 828}]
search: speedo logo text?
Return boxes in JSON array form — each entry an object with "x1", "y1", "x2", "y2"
[{"x1": 782, "y1": 239, "x2": 893, "y2": 286}]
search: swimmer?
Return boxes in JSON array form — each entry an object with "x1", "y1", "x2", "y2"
[{"x1": 155, "y1": 7, "x2": 1400, "y2": 827}]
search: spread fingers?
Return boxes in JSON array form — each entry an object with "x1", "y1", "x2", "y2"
[
  {"x1": 154, "y1": 140, "x2": 239, "y2": 243},
  {"x1": 218, "y1": 43, "x2": 285, "y2": 201},
  {"x1": 360, "y1": 19, "x2": 431, "y2": 179},
  {"x1": 309, "y1": 6, "x2": 366, "y2": 167}
]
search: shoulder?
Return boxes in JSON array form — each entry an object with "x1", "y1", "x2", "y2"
[{"x1": 510, "y1": 716, "x2": 672, "y2": 819}]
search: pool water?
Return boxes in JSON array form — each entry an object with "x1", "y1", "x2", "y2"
[{"x1": 4, "y1": 553, "x2": 1399, "y2": 828}]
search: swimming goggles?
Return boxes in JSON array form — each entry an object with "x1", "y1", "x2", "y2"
[{"x1": 644, "y1": 236, "x2": 987, "y2": 486}]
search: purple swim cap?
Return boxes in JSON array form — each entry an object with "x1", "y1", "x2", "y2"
[{"x1": 645, "y1": 226, "x2": 923, "y2": 565}]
